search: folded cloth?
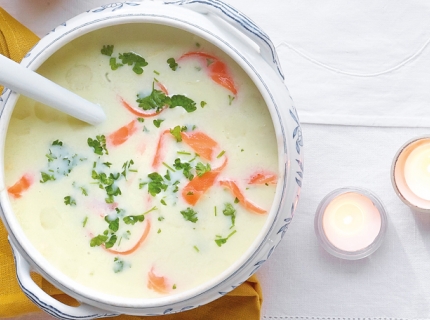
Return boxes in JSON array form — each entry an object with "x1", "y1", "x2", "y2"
[{"x1": 0, "y1": 7, "x2": 263, "y2": 320}]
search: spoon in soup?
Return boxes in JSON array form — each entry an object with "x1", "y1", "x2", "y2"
[{"x1": 0, "y1": 54, "x2": 106, "y2": 125}]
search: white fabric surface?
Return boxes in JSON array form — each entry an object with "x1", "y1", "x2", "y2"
[{"x1": 2, "y1": 0, "x2": 430, "y2": 319}]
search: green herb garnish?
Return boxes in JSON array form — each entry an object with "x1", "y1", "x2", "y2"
[
  {"x1": 196, "y1": 162, "x2": 211, "y2": 177},
  {"x1": 87, "y1": 135, "x2": 108, "y2": 155},
  {"x1": 223, "y1": 203, "x2": 236, "y2": 227},
  {"x1": 64, "y1": 196, "x2": 76, "y2": 206},
  {"x1": 180, "y1": 207, "x2": 198, "y2": 223},
  {"x1": 167, "y1": 57, "x2": 178, "y2": 71},
  {"x1": 147, "y1": 172, "x2": 168, "y2": 196},
  {"x1": 153, "y1": 119, "x2": 164, "y2": 128},
  {"x1": 109, "y1": 57, "x2": 123, "y2": 70},
  {"x1": 40, "y1": 172, "x2": 55, "y2": 183},
  {"x1": 123, "y1": 214, "x2": 145, "y2": 225},
  {"x1": 215, "y1": 230, "x2": 237, "y2": 247},
  {"x1": 118, "y1": 52, "x2": 148, "y2": 74},
  {"x1": 101, "y1": 45, "x2": 114, "y2": 56}
]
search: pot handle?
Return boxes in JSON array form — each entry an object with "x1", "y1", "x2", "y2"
[
  {"x1": 11, "y1": 242, "x2": 117, "y2": 320},
  {"x1": 166, "y1": 0, "x2": 285, "y2": 80}
]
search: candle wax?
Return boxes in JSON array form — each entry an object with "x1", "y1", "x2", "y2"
[
  {"x1": 322, "y1": 192, "x2": 382, "y2": 252},
  {"x1": 404, "y1": 142, "x2": 430, "y2": 201}
]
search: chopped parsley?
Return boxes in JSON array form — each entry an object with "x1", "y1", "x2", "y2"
[
  {"x1": 157, "y1": 228, "x2": 161, "y2": 234},
  {"x1": 121, "y1": 159, "x2": 136, "y2": 179},
  {"x1": 193, "y1": 245, "x2": 200, "y2": 252},
  {"x1": 101, "y1": 45, "x2": 114, "y2": 56},
  {"x1": 200, "y1": 101, "x2": 207, "y2": 108},
  {"x1": 82, "y1": 216, "x2": 88, "y2": 227},
  {"x1": 87, "y1": 135, "x2": 108, "y2": 155},
  {"x1": 104, "y1": 234, "x2": 118, "y2": 249},
  {"x1": 228, "y1": 95, "x2": 235, "y2": 105},
  {"x1": 52, "y1": 140, "x2": 63, "y2": 146},
  {"x1": 80, "y1": 187, "x2": 88, "y2": 196},
  {"x1": 109, "y1": 57, "x2": 123, "y2": 70},
  {"x1": 123, "y1": 214, "x2": 145, "y2": 225},
  {"x1": 64, "y1": 196, "x2": 76, "y2": 206},
  {"x1": 234, "y1": 197, "x2": 240, "y2": 204},
  {"x1": 40, "y1": 172, "x2": 55, "y2": 183},
  {"x1": 153, "y1": 119, "x2": 164, "y2": 128},
  {"x1": 223, "y1": 203, "x2": 236, "y2": 227},
  {"x1": 118, "y1": 52, "x2": 148, "y2": 74},
  {"x1": 158, "y1": 216, "x2": 165, "y2": 221},
  {"x1": 90, "y1": 233, "x2": 108, "y2": 247},
  {"x1": 167, "y1": 57, "x2": 178, "y2": 71},
  {"x1": 169, "y1": 125, "x2": 183, "y2": 142},
  {"x1": 105, "y1": 216, "x2": 119, "y2": 232},
  {"x1": 137, "y1": 117, "x2": 145, "y2": 123},
  {"x1": 196, "y1": 162, "x2": 211, "y2": 177},
  {"x1": 153, "y1": 70, "x2": 160, "y2": 75},
  {"x1": 217, "y1": 150, "x2": 225, "y2": 158},
  {"x1": 215, "y1": 230, "x2": 237, "y2": 247},
  {"x1": 180, "y1": 207, "x2": 198, "y2": 223},
  {"x1": 136, "y1": 87, "x2": 196, "y2": 113},
  {"x1": 147, "y1": 172, "x2": 168, "y2": 196},
  {"x1": 160, "y1": 199, "x2": 167, "y2": 206},
  {"x1": 173, "y1": 158, "x2": 194, "y2": 180},
  {"x1": 136, "y1": 88, "x2": 170, "y2": 111},
  {"x1": 170, "y1": 95, "x2": 197, "y2": 113}
]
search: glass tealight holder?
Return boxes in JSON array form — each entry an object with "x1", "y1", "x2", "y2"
[
  {"x1": 314, "y1": 187, "x2": 387, "y2": 260},
  {"x1": 391, "y1": 135, "x2": 430, "y2": 212}
]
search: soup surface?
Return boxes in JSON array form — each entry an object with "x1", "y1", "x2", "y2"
[{"x1": 4, "y1": 24, "x2": 278, "y2": 298}]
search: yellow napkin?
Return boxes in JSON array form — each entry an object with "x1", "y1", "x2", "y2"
[{"x1": 0, "y1": 7, "x2": 263, "y2": 320}]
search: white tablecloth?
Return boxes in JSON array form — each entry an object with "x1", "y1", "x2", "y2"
[{"x1": 2, "y1": 1, "x2": 430, "y2": 319}]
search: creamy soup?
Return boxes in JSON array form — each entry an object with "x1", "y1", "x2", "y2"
[{"x1": 4, "y1": 24, "x2": 278, "y2": 298}]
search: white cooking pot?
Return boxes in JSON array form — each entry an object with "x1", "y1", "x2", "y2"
[{"x1": 0, "y1": 0, "x2": 303, "y2": 318}]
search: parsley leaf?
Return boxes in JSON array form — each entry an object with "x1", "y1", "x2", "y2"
[
  {"x1": 123, "y1": 214, "x2": 145, "y2": 225},
  {"x1": 215, "y1": 230, "x2": 237, "y2": 247},
  {"x1": 90, "y1": 234, "x2": 109, "y2": 247},
  {"x1": 173, "y1": 158, "x2": 194, "y2": 180},
  {"x1": 167, "y1": 57, "x2": 178, "y2": 71},
  {"x1": 196, "y1": 162, "x2": 211, "y2": 177},
  {"x1": 109, "y1": 57, "x2": 123, "y2": 70},
  {"x1": 105, "y1": 216, "x2": 120, "y2": 232},
  {"x1": 101, "y1": 45, "x2": 114, "y2": 56},
  {"x1": 118, "y1": 52, "x2": 148, "y2": 74},
  {"x1": 223, "y1": 203, "x2": 236, "y2": 227},
  {"x1": 180, "y1": 207, "x2": 198, "y2": 223},
  {"x1": 104, "y1": 234, "x2": 118, "y2": 249},
  {"x1": 170, "y1": 95, "x2": 197, "y2": 113},
  {"x1": 87, "y1": 135, "x2": 108, "y2": 155},
  {"x1": 136, "y1": 89, "x2": 170, "y2": 111},
  {"x1": 40, "y1": 172, "x2": 55, "y2": 183},
  {"x1": 200, "y1": 101, "x2": 207, "y2": 108},
  {"x1": 169, "y1": 125, "x2": 183, "y2": 142},
  {"x1": 52, "y1": 140, "x2": 63, "y2": 146},
  {"x1": 64, "y1": 196, "x2": 76, "y2": 206},
  {"x1": 147, "y1": 172, "x2": 168, "y2": 196},
  {"x1": 153, "y1": 119, "x2": 164, "y2": 128}
]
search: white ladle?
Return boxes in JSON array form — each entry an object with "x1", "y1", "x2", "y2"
[{"x1": 0, "y1": 54, "x2": 106, "y2": 125}]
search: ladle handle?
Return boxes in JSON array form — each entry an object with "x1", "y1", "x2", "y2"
[{"x1": 0, "y1": 54, "x2": 106, "y2": 125}]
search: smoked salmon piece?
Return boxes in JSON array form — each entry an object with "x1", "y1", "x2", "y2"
[
  {"x1": 107, "y1": 119, "x2": 138, "y2": 146},
  {"x1": 219, "y1": 179, "x2": 267, "y2": 214},
  {"x1": 248, "y1": 171, "x2": 278, "y2": 185},
  {"x1": 8, "y1": 174, "x2": 33, "y2": 198},
  {"x1": 180, "y1": 131, "x2": 219, "y2": 161},
  {"x1": 147, "y1": 267, "x2": 170, "y2": 294},
  {"x1": 179, "y1": 51, "x2": 237, "y2": 95},
  {"x1": 182, "y1": 158, "x2": 228, "y2": 206}
]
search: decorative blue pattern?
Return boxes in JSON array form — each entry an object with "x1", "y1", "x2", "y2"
[
  {"x1": 277, "y1": 217, "x2": 292, "y2": 239},
  {"x1": 289, "y1": 107, "x2": 303, "y2": 155},
  {"x1": 91, "y1": 2, "x2": 141, "y2": 13}
]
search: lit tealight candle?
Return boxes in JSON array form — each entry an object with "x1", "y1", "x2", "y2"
[
  {"x1": 392, "y1": 137, "x2": 430, "y2": 210},
  {"x1": 314, "y1": 188, "x2": 387, "y2": 260}
]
